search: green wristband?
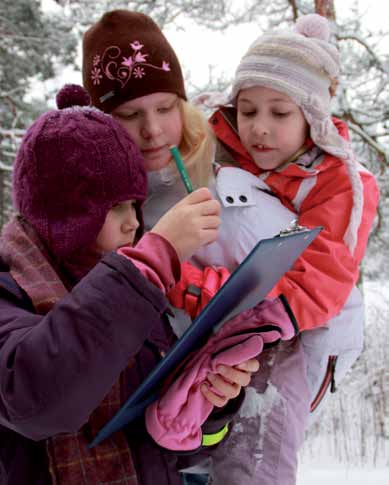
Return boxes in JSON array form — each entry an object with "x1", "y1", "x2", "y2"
[{"x1": 201, "y1": 423, "x2": 229, "y2": 447}]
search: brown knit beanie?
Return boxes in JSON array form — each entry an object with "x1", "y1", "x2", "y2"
[{"x1": 82, "y1": 9, "x2": 186, "y2": 113}]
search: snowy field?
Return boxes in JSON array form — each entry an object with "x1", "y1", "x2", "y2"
[
  {"x1": 298, "y1": 279, "x2": 389, "y2": 484},
  {"x1": 298, "y1": 465, "x2": 388, "y2": 484}
]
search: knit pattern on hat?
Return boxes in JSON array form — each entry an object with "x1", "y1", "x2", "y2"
[
  {"x1": 13, "y1": 85, "x2": 147, "y2": 259},
  {"x1": 229, "y1": 14, "x2": 363, "y2": 254},
  {"x1": 82, "y1": 10, "x2": 186, "y2": 112}
]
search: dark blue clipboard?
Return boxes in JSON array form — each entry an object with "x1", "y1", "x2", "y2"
[{"x1": 89, "y1": 226, "x2": 321, "y2": 447}]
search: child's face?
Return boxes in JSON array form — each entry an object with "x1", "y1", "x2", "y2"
[
  {"x1": 237, "y1": 86, "x2": 309, "y2": 170},
  {"x1": 95, "y1": 200, "x2": 139, "y2": 253},
  {"x1": 112, "y1": 92, "x2": 183, "y2": 172}
]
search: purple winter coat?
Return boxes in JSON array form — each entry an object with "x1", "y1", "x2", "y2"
[{"x1": 0, "y1": 252, "x2": 239, "y2": 485}]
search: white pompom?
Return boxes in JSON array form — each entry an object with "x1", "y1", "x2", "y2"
[{"x1": 295, "y1": 14, "x2": 331, "y2": 41}]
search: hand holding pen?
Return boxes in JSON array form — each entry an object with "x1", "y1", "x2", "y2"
[{"x1": 151, "y1": 188, "x2": 221, "y2": 262}]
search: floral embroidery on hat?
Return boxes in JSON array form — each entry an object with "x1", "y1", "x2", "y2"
[
  {"x1": 91, "y1": 41, "x2": 171, "y2": 87},
  {"x1": 91, "y1": 67, "x2": 103, "y2": 85},
  {"x1": 130, "y1": 41, "x2": 143, "y2": 51},
  {"x1": 92, "y1": 54, "x2": 101, "y2": 67},
  {"x1": 162, "y1": 61, "x2": 170, "y2": 71},
  {"x1": 134, "y1": 67, "x2": 145, "y2": 79}
]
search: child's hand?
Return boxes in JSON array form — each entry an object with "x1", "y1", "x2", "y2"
[
  {"x1": 151, "y1": 188, "x2": 221, "y2": 262},
  {"x1": 201, "y1": 358, "x2": 260, "y2": 407}
]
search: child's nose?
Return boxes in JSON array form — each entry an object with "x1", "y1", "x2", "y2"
[
  {"x1": 122, "y1": 212, "x2": 140, "y2": 233},
  {"x1": 252, "y1": 117, "x2": 270, "y2": 136},
  {"x1": 141, "y1": 115, "x2": 163, "y2": 140}
]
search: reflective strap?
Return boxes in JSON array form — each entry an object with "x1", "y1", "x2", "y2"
[
  {"x1": 185, "y1": 284, "x2": 201, "y2": 319},
  {"x1": 201, "y1": 423, "x2": 229, "y2": 447}
]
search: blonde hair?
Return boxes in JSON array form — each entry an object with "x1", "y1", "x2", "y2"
[{"x1": 175, "y1": 99, "x2": 215, "y2": 188}]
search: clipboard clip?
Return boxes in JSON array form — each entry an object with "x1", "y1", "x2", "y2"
[{"x1": 278, "y1": 219, "x2": 310, "y2": 237}]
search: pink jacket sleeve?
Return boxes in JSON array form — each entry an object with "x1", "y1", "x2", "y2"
[{"x1": 118, "y1": 232, "x2": 181, "y2": 295}]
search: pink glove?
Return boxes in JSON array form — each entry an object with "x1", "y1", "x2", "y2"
[
  {"x1": 244, "y1": 294, "x2": 298, "y2": 341},
  {"x1": 145, "y1": 296, "x2": 297, "y2": 451}
]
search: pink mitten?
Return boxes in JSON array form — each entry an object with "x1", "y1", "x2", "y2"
[
  {"x1": 235, "y1": 295, "x2": 298, "y2": 341},
  {"x1": 145, "y1": 333, "x2": 264, "y2": 450},
  {"x1": 145, "y1": 296, "x2": 296, "y2": 451}
]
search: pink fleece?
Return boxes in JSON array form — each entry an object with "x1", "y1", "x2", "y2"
[
  {"x1": 145, "y1": 297, "x2": 294, "y2": 450},
  {"x1": 118, "y1": 232, "x2": 181, "y2": 294}
]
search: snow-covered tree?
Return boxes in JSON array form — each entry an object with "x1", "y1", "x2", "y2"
[
  {"x1": 52, "y1": 0, "x2": 230, "y2": 30},
  {"x1": 0, "y1": 0, "x2": 77, "y2": 226}
]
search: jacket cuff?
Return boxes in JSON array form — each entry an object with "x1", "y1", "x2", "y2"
[
  {"x1": 201, "y1": 388, "x2": 245, "y2": 436},
  {"x1": 117, "y1": 233, "x2": 181, "y2": 294},
  {"x1": 202, "y1": 423, "x2": 229, "y2": 447},
  {"x1": 171, "y1": 390, "x2": 246, "y2": 457},
  {"x1": 279, "y1": 294, "x2": 299, "y2": 336}
]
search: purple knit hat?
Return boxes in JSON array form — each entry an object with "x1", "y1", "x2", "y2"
[{"x1": 13, "y1": 84, "x2": 147, "y2": 259}]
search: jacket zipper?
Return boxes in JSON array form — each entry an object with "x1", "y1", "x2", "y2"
[{"x1": 310, "y1": 355, "x2": 338, "y2": 413}]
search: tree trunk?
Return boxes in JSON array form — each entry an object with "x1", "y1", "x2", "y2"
[{"x1": 315, "y1": 0, "x2": 336, "y2": 21}]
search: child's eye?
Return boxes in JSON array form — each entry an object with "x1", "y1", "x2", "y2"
[
  {"x1": 273, "y1": 112, "x2": 290, "y2": 118},
  {"x1": 240, "y1": 110, "x2": 256, "y2": 117},
  {"x1": 112, "y1": 203, "x2": 125, "y2": 213},
  {"x1": 158, "y1": 103, "x2": 175, "y2": 114},
  {"x1": 116, "y1": 112, "x2": 138, "y2": 121},
  {"x1": 112, "y1": 201, "x2": 137, "y2": 213}
]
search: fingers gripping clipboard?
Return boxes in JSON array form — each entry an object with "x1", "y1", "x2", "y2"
[{"x1": 89, "y1": 224, "x2": 321, "y2": 447}]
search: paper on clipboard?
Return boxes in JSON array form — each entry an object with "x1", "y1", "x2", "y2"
[{"x1": 89, "y1": 225, "x2": 321, "y2": 447}]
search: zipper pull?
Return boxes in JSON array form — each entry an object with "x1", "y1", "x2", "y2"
[{"x1": 330, "y1": 356, "x2": 337, "y2": 393}]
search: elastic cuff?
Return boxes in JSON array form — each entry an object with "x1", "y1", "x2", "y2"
[
  {"x1": 201, "y1": 423, "x2": 229, "y2": 447},
  {"x1": 279, "y1": 294, "x2": 299, "y2": 335}
]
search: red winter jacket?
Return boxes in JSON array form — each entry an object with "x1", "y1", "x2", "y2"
[{"x1": 208, "y1": 108, "x2": 379, "y2": 330}]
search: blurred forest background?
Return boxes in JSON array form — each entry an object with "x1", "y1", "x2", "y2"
[{"x1": 1, "y1": 0, "x2": 388, "y2": 470}]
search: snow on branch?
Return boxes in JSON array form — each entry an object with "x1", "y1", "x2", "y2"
[
  {"x1": 338, "y1": 34, "x2": 388, "y2": 73},
  {"x1": 347, "y1": 122, "x2": 388, "y2": 163},
  {"x1": 0, "y1": 162, "x2": 13, "y2": 172}
]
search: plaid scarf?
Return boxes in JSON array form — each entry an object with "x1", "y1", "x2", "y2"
[{"x1": 0, "y1": 215, "x2": 138, "y2": 484}]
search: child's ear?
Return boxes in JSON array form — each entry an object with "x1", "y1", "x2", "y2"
[{"x1": 329, "y1": 77, "x2": 339, "y2": 97}]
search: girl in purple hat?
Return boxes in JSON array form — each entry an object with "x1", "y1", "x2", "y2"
[{"x1": 0, "y1": 84, "x2": 259, "y2": 485}]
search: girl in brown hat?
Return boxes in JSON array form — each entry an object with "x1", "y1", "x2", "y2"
[{"x1": 82, "y1": 10, "x2": 378, "y2": 485}]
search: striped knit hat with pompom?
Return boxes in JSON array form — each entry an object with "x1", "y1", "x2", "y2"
[{"x1": 229, "y1": 13, "x2": 363, "y2": 254}]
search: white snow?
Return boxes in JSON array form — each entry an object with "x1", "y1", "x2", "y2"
[
  {"x1": 298, "y1": 464, "x2": 388, "y2": 484},
  {"x1": 297, "y1": 279, "x2": 389, "y2": 483}
]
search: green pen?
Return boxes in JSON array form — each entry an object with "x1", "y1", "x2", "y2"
[{"x1": 169, "y1": 145, "x2": 193, "y2": 193}]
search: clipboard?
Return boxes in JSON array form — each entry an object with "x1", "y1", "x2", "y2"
[{"x1": 90, "y1": 224, "x2": 321, "y2": 447}]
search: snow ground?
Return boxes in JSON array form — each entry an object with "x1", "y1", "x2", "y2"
[
  {"x1": 297, "y1": 465, "x2": 388, "y2": 484},
  {"x1": 297, "y1": 280, "x2": 389, "y2": 483}
]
